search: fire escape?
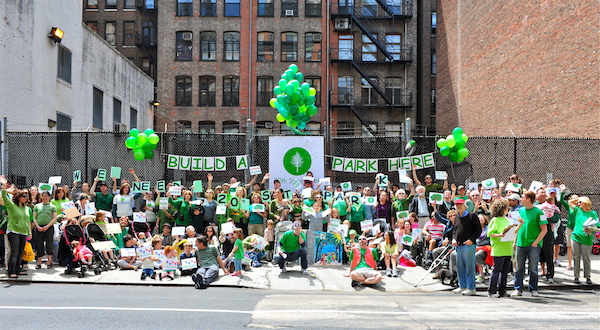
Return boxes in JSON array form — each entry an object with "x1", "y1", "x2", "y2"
[
  {"x1": 135, "y1": 0, "x2": 157, "y2": 82},
  {"x1": 330, "y1": 1, "x2": 413, "y2": 135}
]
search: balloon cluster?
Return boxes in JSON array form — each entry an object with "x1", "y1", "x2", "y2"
[
  {"x1": 436, "y1": 127, "x2": 469, "y2": 163},
  {"x1": 270, "y1": 64, "x2": 318, "y2": 134},
  {"x1": 125, "y1": 129, "x2": 160, "y2": 161}
]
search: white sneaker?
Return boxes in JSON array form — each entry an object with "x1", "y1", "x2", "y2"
[
  {"x1": 386, "y1": 268, "x2": 392, "y2": 277},
  {"x1": 280, "y1": 267, "x2": 287, "y2": 273},
  {"x1": 392, "y1": 269, "x2": 398, "y2": 277},
  {"x1": 510, "y1": 290, "x2": 522, "y2": 298},
  {"x1": 301, "y1": 269, "x2": 308, "y2": 275},
  {"x1": 554, "y1": 260, "x2": 561, "y2": 267},
  {"x1": 452, "y1": 287, "x2": 464, "y2": 294},
  {"x1": 461, "y1": 289, "x2": 476, "y2": 296},
  {"x1": 531, "y1": 290, "x2": 539, "y2": 297},
  {"x1": 547, "y1": 278, "x2": 555, "y2": 284}
]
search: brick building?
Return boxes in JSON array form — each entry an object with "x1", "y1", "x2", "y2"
[
  {"x1": 436, "y1": 1, "x2": 599, "y2": 138},
  {"x1": 154, "y1": 0, "x2": 435, "y2": 138}
]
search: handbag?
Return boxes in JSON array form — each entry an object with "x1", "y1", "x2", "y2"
[{"x1": 23, "y1": 242, "x2": 35, "y2": 262}]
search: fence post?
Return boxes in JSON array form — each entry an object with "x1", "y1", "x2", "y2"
[
  {"x1": 245, "y1": 119, "x2": 253, "y2": 184},
  {"x1": 85, "y1": 132, "x2": 89, "y2": 182},
  {"x1": 513, "y1": 137, "x2": 517, "y2": 174}
]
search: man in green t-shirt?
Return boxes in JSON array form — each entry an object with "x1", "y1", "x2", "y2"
[
  {"x1": 511, "y1": 191, "x2": 547, "y2": 297},
  {"x1": 345, "y1": 235, "x2": 382, "y2": 287},
  {"x1": 192, "y1": 235, "x2": 229, "y2": 289},
  {"x1": 90, "y1": 179, "x2": 114, "y2": 212},
  {"x1": 274, "y1": 221, "x2": 308, "y2": 274},
  {"x1": 412, "y1": 165, "x2": 447, "y2": 195}
]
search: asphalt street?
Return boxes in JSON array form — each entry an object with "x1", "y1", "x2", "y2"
[{"x1": 0, "y1": 283, "x2": 598, "y2": 329}]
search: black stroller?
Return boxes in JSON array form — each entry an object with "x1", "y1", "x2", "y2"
[
  {"x1": 85, "y1": 222, "x2": 115, "y2": 271},
  {"x1": 59, "y1": 224, "x2": 101, "y2": 277}
]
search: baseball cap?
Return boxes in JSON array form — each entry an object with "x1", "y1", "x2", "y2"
[
  {"x1": 162, "y1": 223, "x2": 172, "y2": 228},
  {"x1": 507, "y1": 193, "x2": 521, "y2": 201},
  {"x1": 454, "y1": 198, "x2": 466, "y2": 204},
  {"x1": 457, "y1": 185, "x2": 465, "y2": 190},
  {"x1": 98, "y1": 181, "x2": 108, "y2": 186},
  {"x1": 349, "y1": 229, "x2": 358, "y2": 236}
]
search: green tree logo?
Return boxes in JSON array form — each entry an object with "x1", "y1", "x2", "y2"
[{"x1": 283, "y1": 147, "x2": 312, "y2": 175}]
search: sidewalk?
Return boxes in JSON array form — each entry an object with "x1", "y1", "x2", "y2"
[{"x1": 2, "y1": 255, "x2": 598, "y2": 292}]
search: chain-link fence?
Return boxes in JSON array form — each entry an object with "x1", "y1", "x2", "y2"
[{"x1": 6, "y1": 132, "x2": 599, "y2": 211}]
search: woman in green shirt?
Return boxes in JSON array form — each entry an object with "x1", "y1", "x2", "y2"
[
  {"x1": 50, "y1": 187, "x2": 70, "y2": 214},
  {"x1": 569, "y1": 196, "x2": 600, "y2": 285},
  {"x1": 33, "y1": 191, "x2": 57, "y2": 269},
  {"x1": 1, "y1": 177, "x2": 33, "y2": 278},
  {"x1": 169, "y1": 189, "x2": 193, "y2": 227}
]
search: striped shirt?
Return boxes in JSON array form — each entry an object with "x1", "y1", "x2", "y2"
[{"x1": 424, "y1": 220, "x2": 446, "y2": 239}]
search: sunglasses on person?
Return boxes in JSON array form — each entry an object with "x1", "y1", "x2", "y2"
[{"x1": 358, "y1": 238, "x2": 367, "y2": 241}]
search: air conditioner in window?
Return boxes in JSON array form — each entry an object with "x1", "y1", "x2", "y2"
[
  {"x1": 285, "y1": 10, "x2": 295, "y2": 16},
  {"x1": 182, "y1": 32, "x2": 193, "y2": 41},
  {"x1": 114, "y1": 123, "x2": 128, "y2": 133},
  {"x1": 334, "y1": 18, "x2": 351, "y2": 30},
  {"x1": 313, "y1": 34, "x2": 322, "y2": 42},
  {"x1": 264, "y1": 122, "x2": 273, "y2": 129}
]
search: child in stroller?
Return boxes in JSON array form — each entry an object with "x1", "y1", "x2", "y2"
[{"x1": 71, "y1": 240, "x2": 93, "y2": 265}]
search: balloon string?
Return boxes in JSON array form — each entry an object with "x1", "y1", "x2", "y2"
[{"x1": 450, "y1": 161, "x2": 456, "y2": 181}]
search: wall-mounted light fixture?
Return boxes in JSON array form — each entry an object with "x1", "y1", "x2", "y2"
[
  {"x1": 47, "y1": 119, "x2": 57, "y2": 128},
  {"x1": 149, "y1": 100, "x2": 160, "y2": 106},
  {"x1": 48, "y1": 27, "x2": 64, "y2": 43}
]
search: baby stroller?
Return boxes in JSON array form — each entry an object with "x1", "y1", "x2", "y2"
[
  {"x1": 60, "y1": 224, "x2": 101, "y2": 277},
  {"x1": 85, "y1": 222, "x2": 114, "y2": 271},
  {"x1": 133, "y1": 221, "x2": 151, "y2": 241}
]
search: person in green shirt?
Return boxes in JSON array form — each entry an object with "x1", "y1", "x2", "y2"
[
  {"x1": 412, "y1": 165, "x2": 447, "y2": 195},
  {"x1": 273, "y1": 221, "x2": 308, "y2": 274},
  {"x1": 90, "y1": 179, "x2": 114, "y2": 213},
  {"x1": 486, "y1": 199, "x2": 515, "y2": 298},
  {"x1": 345, "y1": 235, "x2": 382, "y2": 287},
  {"x1": 169, "y1": 190, "x2": 193, "y2": 227},
  {"x1": 227, "y1": 228, "x2": 245, "y2": 276},
  {"x1": 511, "y1": 191, "x2": 547, "y2": 297},
  {"x1": 50, "y1": 187, "x2": 70, "y2": 215},
  {"x1": 1, "y1": 177, "x2": 33, "y2": 278},
  {"x1": 33, "y1": 192, "x2": 58, "y2": 269},
  {"x1": 568, "y1": 196, "x2": 600, "y2": 285}
]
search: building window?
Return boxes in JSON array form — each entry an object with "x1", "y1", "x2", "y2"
[
  {"x1": 257, "y1": 76, "x2": 273, "y2": 106},
  {"x1": 124, "y1": 0, "x2": 136, "y2": 9},
  {"x1": 141, "y1": 57, "x2": 152, "y2": 76},
  {"x1": 105, "y1": 22, "x2": 116, "y2": 46},
  {"x1": 130, "y1": 108, "x2": 138, "y2": 129},
  {"x1": 362, "y1": 34, "x2": 377, "y2": 62},
  {"x1": 198, "y1": 121, "x2": 216, "y2": 134},
  {"x1": 199, "y1": 76, "x2": 216, "y2": 106},
  {"x1": 386, "y1": 34, "x2": 401, "y2": 61},
  {"x1": 224, "y1": 32, "x2": 240, "y2": 61},
  {"x1": 176, "y1": 76, "x2": 193, "y2": 106},
  {"x1": 304, "y1": 76, "x2": 321, "y2": 105},
  {"x1": 113, "y1": 98, "x2": 122, "y2": 124},
  {"x1": 362, "y1": 122, "x2": 377, "y2": 137},
  {"x1": 361, "y1": 78, "x2": 377, "y2": 105},
  {"x1": 105, "y1": 0, "x2": 117, "y2": 10},
  {"x1": 338, "y1": 34, "x2": 353, "y2": 60},
  {"x1": 305, "y1": 0, "x2": 321, "y2": 17},
  {"x1": 86, "y1": 21, "x2": 98, "y2": 33},
  {"x1": 385, "y1": 122, "x2": 402, "y2": 136},
  {"x1": 224, "y1": 0, "x2": 240, "y2": 16},
  {"x1": 93, "y1": 87, "x2": 103, "y2": 130},
  {"x1": 142, "y1": 21, "x2": 155, "y2": 46},
  {"x1": 388, "y1": 0, "x2": 403, "y2": 15},
  {"x1": 281, "y1": 0, "x2": 298, "y2": 17},
  {"x1": 123, "y1": 21, "x2": 135, "y2": 46},
  {"x1": 432, "y1": 11, "x2": 437, "y2": 35},
  {"x1": 56, "y1": 113, "x2": 72, "y2": 161},
  {"x1": 145, "y1": 0, "x2": 155, "y2": 9},
  {"x1": 257, "y1": 0, "x2": 274, "y2": 17},
  {"x1": 306, "y1": 121, "x2": 321, "y2": 134},
  {"x1": 201, "y1": 0, "x2": 217, "y2": 16},
  {"x1": 256, "y1": 121, "x2": 274, "y2": 135},
  {"x1": 305, "y1": 32, "x2": 322, "y2": 62},
  {"x1": 178, "y1": 120, "x2": 192, "y2": 133},
  {"x1": 281, "y1": 32, "x2": 298, "y2": 61},
  {"x1": 257, "y1": 32, "x2": 274, "y2": 62},
  {"x1": 86, "y1": 0, "x2": 98, "y2": 9},
  {"x1": 337, "y1": 121, "x2": 354, "y2": 136},
  {"x1": 337, "y1": 76, "x2": 354, "y2": 105},
  {"x1": 431, "y1": 50, "x2": 437, "y2": 75},
  {"x1": 57, "y1": 45, "x2": 72, "y2": 83},
  {"x1": 177, "y1": 0, "x2": 193, "y2": 16},
  {"x1": 200, "y1": 31, "x2": 216, "y2": 60},
  {"x1": 176, "y1": 31, "x2": 193, "y2": 61},
  {"x1": 223, "y1": 121, "x2": 240, "y2": 133},
  {"x1": 223, "y1": 76, "x2": 240, "y2": 106},
  {"x1": 385, "y1": 77, "x2": 403, "y2": 105}
]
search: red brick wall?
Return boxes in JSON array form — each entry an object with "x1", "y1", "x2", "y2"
[{"x1": 436, "y1": 0, "x2": 599, "y2": 138}]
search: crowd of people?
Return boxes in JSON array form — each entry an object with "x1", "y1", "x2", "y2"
[{"x1": 0, "y1": 167, "x2": 598, "y2": 296}]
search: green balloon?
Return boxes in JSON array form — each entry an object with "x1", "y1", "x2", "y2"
[
  {"x1": 457, "y1": 148, "x2": 470, "y2": 159},
  {"x1": 279, "y1": 108, "x2": 289, "y2": 118},
  {"x1": 288, "y1": 64, "x2": 299, "y2": 74},
  {"x1": 133, "y1": 150, "x2": 145, "y2": 161},
  {"x1": 409, "y1": 140, "x2": 416, "y2": 146},
  {"x1": 278, "y1": 79, "x2": 287, "y2": 89},
  {"x1": 448, "y1": 152, "x2": 458, "y2": 162},
  {"x1": 301, "y1": 83, "x2": 311, "y2": 95},
  {"x1": 440, "y1": 146, "x2": 450, "y2": 156},
  {"x1": 461, "y1": 134, "x2": 469, "y2": 142},
  {"x1": 306, "y1": 105, "x2": 318, "y2": 116},
  {"x1": 273, "y1": 86, "x2": 282, "y2": 95},
  {"x1": 125, "y1": 137, "x2": 137, "y2": 149},
  {"x1": 446, "y1": 135, "x2": 456, "y2": 148},
  {"x1": 136, "y1": 133, "x2": 147, "y2": 145},
  {"x1": 305, "y1": 95, "x2": 316, "y2": 105},
  {"x1": 291, "y1": 91, "x2": 302, "y2": 104},
  {"x1": 276, "y1": 114, "x2": 286, "y2": 122},
  {"x1": 293, "y1": 114, "x2": 304, "y2": 122},
  {"x1": 297, "y1": 121, "x2": 307, "y2": 130},
  {"x1": 148, "y1": 133, "x2": 160, "y2": 145},
  {"x1": 290, "y1": 80, "x2": 300, "y2": 90},
  {"x1": 269, "y1": 98, "x2": 277, "y2": 108},
  {"x1": 452, "y1": 127, "x2": 464, "y2": 138},
  {"x1": 295, "y1": 72, "x2": 304, "y2": 82},
  {"x1": 456, "y1": 139, "x2": 465, "y2": 149},
  {"x1": 143, "y1": 129, "x2": 155, "y2": 136},
  {"x1": 436, "y1": 138, "x2": 447, "y2": 148},
  {"x1": 285, "y1": 70, "x2": 295, "y2": 80},
  {"x1": 455, "y1": 156, "x2": 464, "y2": 163},
  {"x1": 144, "y1": 150, "x2": 154, "y2": 159},
  {"x1": 129, "y1": 128, "x2": 140, "y2": 137},
  {"x1": 285, "y1": 84, "x2": 295, "y2": 95},
  {"x1": 308, "y1": 88, "x2": 317, "y2": 96}
]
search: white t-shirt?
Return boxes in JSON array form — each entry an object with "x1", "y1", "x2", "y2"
[{"x1": 113, "y1": 194, "x2": 134, "y2": 217}]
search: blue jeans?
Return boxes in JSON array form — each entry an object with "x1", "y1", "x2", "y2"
[
  {"x1": 455, "y1": 244, "x2": 476, "y2": 290},
  {"x1": 195, "y1": 265, "x2": 219, "y2": 286},
  {"x1": 514, "y1": 245, "x2": 541, "y2": 292},
  {"x1": 273, "y1": 247, "x2": 308, "y2": 270}
]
